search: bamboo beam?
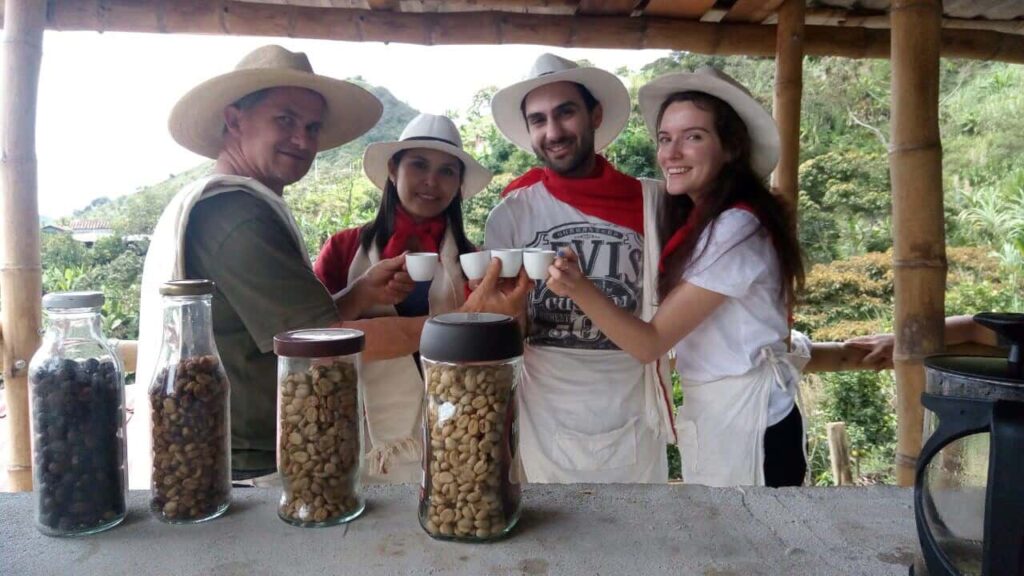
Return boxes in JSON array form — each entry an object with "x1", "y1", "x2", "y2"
[
  {"x1": 771, "y1": 0, "x2": 803, "y2": 209},
  {"x1": 789, "y1": 7, "x2": 1024, "y2": 36},
  {"x1": 577, "y1": 0, "x2": 637, "y2": 16},
  {"x1": 724, "y1": 0, "x2": 785, "y2": 23},
  {"x1": 889, "y1": 0, "x2": 946, "y2": 488},
  {"x1": 1, "y1": 0, "x2": 46, "y2": 493},
  {"x1": 1, "y1": 1, "x2": 1023, "y2": 63},
  {"x1": 643, "y1": 0, "x2": 716, "y2": 18}
]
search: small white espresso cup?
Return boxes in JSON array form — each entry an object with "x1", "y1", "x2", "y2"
[
  {"x1": 459, "y1": 250, "x2": 491, "y2": 280},
  {"x1": 492, "y1": 249, "x2": 523, "y2": 278},
  {"x1": 405, "y1": 252, "x2": 438, "y2": 282},
  {"x1": 523, "y1": 249, "x2": 557, "y2": 280}
]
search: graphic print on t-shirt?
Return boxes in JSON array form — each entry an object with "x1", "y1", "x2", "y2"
[{"x1": 526, "y1": 221, "x2": 643, "y2": 350}]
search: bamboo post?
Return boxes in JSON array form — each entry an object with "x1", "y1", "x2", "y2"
[
  {"x1": 826, "y1": 422, "x2": 854, "y2": 486},
  {"x1": 889, "y1": 0, "x2": 946, "y2": 487},
  {"x1": 1, "y1": 0, "x2": 46, "y2": 492},
  {"x1": 771, "y1": 0, "x2": 804, "y2": 208}
]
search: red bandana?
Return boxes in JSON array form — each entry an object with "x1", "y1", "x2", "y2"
[
  {"x1": 501, "y1": 155, "x2": 644, "y2": 235},
  {"x1": 658, "y1": 202, "x2": 757, "y2": 274},
  {"x1": 382, "y1": 205, "x2": 446, "y2": 260}
]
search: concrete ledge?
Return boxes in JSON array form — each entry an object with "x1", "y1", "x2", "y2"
[{"x1": 0, "y1": 484, "x2": 917, "y2": 575}]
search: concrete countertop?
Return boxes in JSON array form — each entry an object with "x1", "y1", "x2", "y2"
[{"x1": 0, "y1": 484, "x2": 918, "y2": 576}]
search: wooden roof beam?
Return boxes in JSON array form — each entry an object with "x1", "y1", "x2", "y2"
[{"x1": 1, "y1": 0, "x2": 1023, "y2": 63}]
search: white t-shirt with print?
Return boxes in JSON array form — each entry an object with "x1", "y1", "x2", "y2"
[
  {"x1": 671, "y1": 208, "x2": 796, "y2": 426},
  {"x1": 485, "y1": 183, "x2": 666, "y2": 483}
]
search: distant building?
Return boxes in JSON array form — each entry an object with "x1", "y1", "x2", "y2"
[
  {"x1": 41, "y1": 224, "x2": 71, "y2": 234},
  {"x1": 68, "y1": 219, "x2": 114, "y2": 245}
]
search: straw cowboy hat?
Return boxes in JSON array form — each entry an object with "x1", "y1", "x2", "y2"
[
  {"x1": 638, "y1": 66, "x2": 780, "y2": 178},
  {"x1": 491, "y1": 53, "x2": 631, "y2": 154},
  {"x1": 169, "y1": 44, "x2": 383, "y2": 159},
  {"x1": 363, "y1": 113, "x2": 493, "y2": 199}
]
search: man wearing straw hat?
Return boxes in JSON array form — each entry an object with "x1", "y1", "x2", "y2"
[
  {"x1": 485, "y1": 54, "x2": 675, "y2": 483},
  {"x1": 136, "y1": 45, "x2": 519, "y2": 485}
]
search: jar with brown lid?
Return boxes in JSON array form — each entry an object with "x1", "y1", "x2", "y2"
[{"x1": 274, "y1": 328, "x2": 366, "y2": 527}]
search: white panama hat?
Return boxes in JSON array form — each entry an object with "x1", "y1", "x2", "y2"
[
  {"x1": 491, "y1": 53, "x2": 630, "y2": 154},
  {"x1": 638, "y1": 66, "x2": 780, "y2": 178},
  {"x1": 169, "y1": 45, "x2": 383, "y2": 159},
  {"x1": 363, "y1": 113, "x2": 493, "y2": 200}
]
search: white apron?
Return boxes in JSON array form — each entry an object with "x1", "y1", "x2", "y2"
[
  {"x1": 517, "y1": 179, "x2": 675, "y2": 483},
  {"x1": 346, "y1": 228, "x2": 464, "y2": 483},
  {"x1": 676, "y1": 337, "x2": 809, "y2": 487}
]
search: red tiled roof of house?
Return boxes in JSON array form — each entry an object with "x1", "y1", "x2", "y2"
[{"x1": 68, "y1": 219, "x2": 112, "y2": 231}]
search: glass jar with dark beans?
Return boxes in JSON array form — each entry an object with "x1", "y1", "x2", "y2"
[{"x1": 28, "y1": 291, "x2": 127, "y2": 537}]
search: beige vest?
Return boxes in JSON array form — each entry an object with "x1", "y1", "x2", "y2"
[{"x1": 347, "y1": 224, "x2": 465, "y2": 483}]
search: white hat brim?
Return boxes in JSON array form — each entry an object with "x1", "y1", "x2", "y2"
[
  {"x1": 169, "y1": 68, "x2": 383, "y2": 159},
  {"x1": 491, "y1": 67, "x2": 630, "y2": 154},
  {"x1": 363, "y1": 140, "x2": 493, "y2": 200},
  {"x1": 638, "y1": 72, "x2": 780, "y2": 178}
]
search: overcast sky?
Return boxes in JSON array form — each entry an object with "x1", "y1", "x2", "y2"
[{"x1": 34, "y1": 31, "x2": 669, "y2": 218}]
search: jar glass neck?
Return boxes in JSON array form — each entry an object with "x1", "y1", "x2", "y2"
[
  {"x1": 43, "y1": 307, "x2": 105, "y2": 342},
  {"x1": 160, "y1": 295, "x2": 216, "y2": 357}
]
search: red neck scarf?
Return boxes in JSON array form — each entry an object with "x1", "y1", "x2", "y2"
[
  {"x1": 658, "y1": 202, "x2": 757, "y2": 274},
  {"x1": 382, "y1": 205, "x2": 446, "y2": 260},
  {"x1": 501, "y1": 155, "x2": 644, "y2": 235}
]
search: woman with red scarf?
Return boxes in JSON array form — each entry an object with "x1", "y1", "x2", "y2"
[
  {"x1": 547, "y1": 68, "x2": 809, "y2": 488},
  {"x1": 314, "y1": 113, "x2": 492, "y2": 483}
]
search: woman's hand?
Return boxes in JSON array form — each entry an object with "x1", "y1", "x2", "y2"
[
  {"x1": 845, "y1": 333, "x2": 895, "y2": 371},
  {"x1": 546, "y1": 248, "x2": 590, "y2": 298},
  {"x1": 336, "y1": 254, "x2": 416, "y2": 319}
]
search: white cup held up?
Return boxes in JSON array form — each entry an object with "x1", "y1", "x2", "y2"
[
  {"x1": 459, "y1": 250, "x2": 491, "y2": 280},
  {"x1": 492, "y1": 249, "x2": 523, "y2": 278},
  {"x1": 405, "y1": 252, "x2": 438, "y2": 282},
  {"x1": 523, "y1": 249, "x2": 556, "y2": 280}
]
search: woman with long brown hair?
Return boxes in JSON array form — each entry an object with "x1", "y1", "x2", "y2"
[{"x1": 547, "y1": 68, "x2": 807, "y2": 487}]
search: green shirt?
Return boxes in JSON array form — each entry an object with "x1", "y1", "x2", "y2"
[{"x1": 184, "y1": 190, "x2": 338, "y2": 474}]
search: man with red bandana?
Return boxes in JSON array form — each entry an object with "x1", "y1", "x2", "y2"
[{"x1": 485, "y1": 54, "x2": 675, "y2": 483}]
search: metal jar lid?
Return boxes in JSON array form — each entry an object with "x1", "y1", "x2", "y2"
[
  {"x1": 420, "y1": 313, "x2": 523, "y2": 363},
  {"x1": 274, "y1": 328, "x2": 366, "y2": 358},
  {"x1": 42, "y1": 291, "x2": 104, "y2": 310},
  {"x1": 160, "y1": 279, "x2": 215, "y2": 296},
  {"x1": 924, "y1": 312, "x2": 1024, "y2": 400}
]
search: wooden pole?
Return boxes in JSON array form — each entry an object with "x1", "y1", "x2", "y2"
[
  {"x1": 826, "y1": 422, "x2": 854, "y2": 486},
  {"x1": 771, "y1": 0, "x2": 803, "y2": 206},
  {"x1": 1, "y1": 1, "x2": 1023, "y2": 63},
  {"x1": 1, "y1": 0, "x2": 46, "y2": 493},
  {"x1": 889, "y1": 0, "x2": 946, "y2": 487}
]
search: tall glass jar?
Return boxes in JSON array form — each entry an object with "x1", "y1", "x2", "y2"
[
  {"x1": 28, "y1": 291, "x2": 127, "y2": 536},
  {"x1": 148, "y1": 280, "x2": 231, "y2": 523},
  {"x1": 418, "y1": 313, "x2": 523, "y2": 542},
  {"x1": 273, "y1": 329, "x2": 366, "y2": 527}
]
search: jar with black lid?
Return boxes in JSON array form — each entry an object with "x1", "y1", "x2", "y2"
[
  {"x1": 28, "y1": 291, "x2": 127, "y2": 536},
  {"x1": 418, "y1": 312, "x2": 524, "y2": 541}
]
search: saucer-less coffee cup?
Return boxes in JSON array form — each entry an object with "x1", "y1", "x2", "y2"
[
  {"x1": 492, "y1": 249, "x2": 523, "y2": 278},
  {"x1": 460, "y1": 250, "x2": 491, "y2": 280},
  {"x1": 523, "y1": 249, "x2": 556, "y2": 280},
  {"x1": 405, "y1": 252, "x2": 438, "y2": 282}
]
